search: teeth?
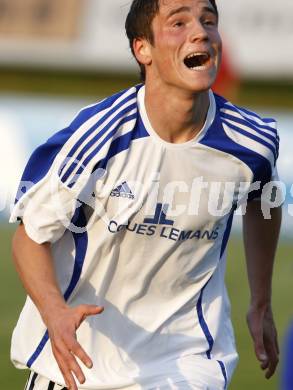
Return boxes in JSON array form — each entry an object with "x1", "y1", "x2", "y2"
[
  {"x1": 190, "y1": 66, "x2": 207, "y2": 70},
  {"x1": 186, "y1": 52, "x2": 208, "y2": 59}
]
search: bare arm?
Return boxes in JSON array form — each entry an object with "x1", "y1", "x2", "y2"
[
  {"x1": 243, "y1": 201, "x2": 281, "y2": 379},
  {"x1": 12, "y1": 224, "x2": 104, "y2": 390}
]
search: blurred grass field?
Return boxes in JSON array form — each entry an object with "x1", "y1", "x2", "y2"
[
  {"x1": 1, "y1": 224, "x2": 292, "y2": 390},
  {"x1": 0, "y1": 68, "x2": 293, "y2": 109}
]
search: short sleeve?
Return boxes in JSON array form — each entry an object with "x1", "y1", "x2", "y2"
[
  {"x1": 9, "y1": 87, "x2": 139, "y2": 243},
  {"x1": 9, "y1": 126, "x2": 93, "y2": 244}
]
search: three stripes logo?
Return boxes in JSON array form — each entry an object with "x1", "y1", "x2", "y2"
[{"x1": 110, "y1": 181, "x2": 135, "y2": 199}]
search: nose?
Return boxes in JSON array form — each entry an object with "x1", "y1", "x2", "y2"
[{"x1": 189, "y1": 19, "x2": 209, "y2": 43}]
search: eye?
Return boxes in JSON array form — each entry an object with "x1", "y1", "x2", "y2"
[
  {"x1": 202, "y1": 15, "x2": 218, "y2": 27},
  {"x1": 173, "y1": 20, "x2": 185, "y2": 28},
  {"x1": 203, "y1": 19, "x2": 213, "y2": 25}
]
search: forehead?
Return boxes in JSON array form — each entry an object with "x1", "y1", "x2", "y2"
[{"x1": 158, "y1": 0, "x2": 214, "y2": 15}]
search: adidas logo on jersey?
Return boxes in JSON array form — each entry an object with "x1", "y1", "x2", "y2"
[{"x1": 110, "y1": 181, "x2": 135, "y2": 199}]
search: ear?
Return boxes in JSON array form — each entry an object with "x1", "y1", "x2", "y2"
[{"x1": 133, "y1": 38, "x2": 152, "y2": 66}]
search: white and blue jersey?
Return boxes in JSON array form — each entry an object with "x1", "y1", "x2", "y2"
[{"x1": 10, "y1": 85, "x2": 279, "y2": 390}]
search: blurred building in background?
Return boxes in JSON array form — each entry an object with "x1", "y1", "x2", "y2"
[
  {"x1": 0, "y1": 0, "x2": 81, "y2": 40},
  {"x1": 0, "y1": 0, "x2": 293, "y2": 76}
]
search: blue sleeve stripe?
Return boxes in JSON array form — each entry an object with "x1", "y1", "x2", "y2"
[
  {"x1": 26, "y1": 208, "x2": 88, "y2": 368},
  {"x1": 61, "y1": 104, "x2": 137, "y2": 184},
  {"x1": 70, "y1": 88, "x2": 134, "y2": 131},
  {"x1": 66, "y1": 113, "x2": 138, "y2": 188},
  {"x1": 96, "y1": 113, "x2": 150, "y2": 172},
  {"x1": 68, "y1": 113, "x2": 148, "y2": 188},
  {"x1": 222, "y1": 115, "x2": 278, "y2": 150},
  {"x1": 14, "y1": 127, "x2": 75, "y2": 204},
  {"x1": 199, "y1": 115, "x2": 273, "y2": 192},
  {"x1": 223, "y1": 102, "x2": 276, "y2": 125},
  {"x1": 69, "y1": 104, "x2": 136, "y2": 167},
  {"x1": 222, "y1": 119, "x2": 277, "y2": 160},
  {"x1": 59, "y1": 91, "x2": 137, "y2": 176},
  {"x1": 15, "y1": 91, "x2": 137, "y2": 204},
  {"x1": 16, "y1": 89, "x2": 140, "y2": 204},
  {"x1": 220, "y1": 111, "x2": 278, "y2": 139}
]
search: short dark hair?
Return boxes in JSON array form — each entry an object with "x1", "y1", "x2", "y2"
[{"x1": 125, "y1": 0, "x2": 218, "y2": 81}]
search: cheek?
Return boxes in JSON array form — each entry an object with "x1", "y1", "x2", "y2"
[
  {"x1": 212, "y1": 31, "x2": 222, "y2": 51},
  {"x1": 164, "y1": 29, "x2": 186, "y2": 46},
  {"x1": 156, "y1": 27, "x2": 184, "y2": 50},
  {"x1": 155, "y1": 40, "x2": 183, "y2": 69},
  {"x1": 210, "y1": 32, "x2": 222, "y2": 63}
]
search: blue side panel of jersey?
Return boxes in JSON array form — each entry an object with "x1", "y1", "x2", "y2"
[
  {"x1": 217, "y1": 360, "x2": 228, "y2": 389},
  {"x1": 196, "y1": 277, "x2": 228, "y2": 389},
  {"x1": 196, "y1": 210, "x2": 235, "y2": 389},
  {"x1": 26, "y1": 207, "x2": 88, "y2": 368},
  {"x1": 196, "y1": 279, "x2": 214, "y2": 359},
  {"x1": 220, "y1": 208, "x2": 235, "y2": 259}
]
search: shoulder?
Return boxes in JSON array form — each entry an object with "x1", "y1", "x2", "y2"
[
  {"x1": 214, "y1": 93, "x2": 279, "y2": 166},
  {"x1": 215, "y1": 93, "x2": 278, "y2": 134},
  {"x1": 20, "y1": 86, "x2": 141, "y2": 187},
  {"x1": 40, "y1": 85, "x2": 140, "y2": 151},
  {"x1": 55, "y1": 85, "x2": 141, "y2": 186},
  {"x1": 69, "y1": 85, "x2": 140, "y2": 132},
  {"x1": 49, "y1": 85, "x2": 140, "y2": 160}
]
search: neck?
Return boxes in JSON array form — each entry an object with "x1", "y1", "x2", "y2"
[{"x1": 144, "y1": 80, "x2": 210, "y2": 144}]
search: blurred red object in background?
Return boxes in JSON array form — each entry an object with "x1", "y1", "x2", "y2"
[{"x1": 213, "y1": 45, "x2": 240, "y2": 101}]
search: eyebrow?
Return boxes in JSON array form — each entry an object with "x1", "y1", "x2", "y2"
[
  {"x1": 166, "y1": 4, "x2": 217, "y2": 19},
  {"x1": 166, "y1": 6, "x2": 191, "y2": 19},
  {"x1": 202, "y1": 5, "x2": 218, "y2": 17}
]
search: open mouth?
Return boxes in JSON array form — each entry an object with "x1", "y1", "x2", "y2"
[{"x1": 184, "y1": 52, "x2": 211, "y2": 70}]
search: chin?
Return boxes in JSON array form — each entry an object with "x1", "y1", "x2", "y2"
[
  {"x1": 180, "y1": 70, "x2": 217, "y2": 93},
  {"x1": 184, "y1": 79, "x2": 214, "y2": 93}
]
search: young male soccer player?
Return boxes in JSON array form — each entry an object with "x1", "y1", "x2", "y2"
[{"x1": 10, "y1": 0, "x2": 281, "y2": 389}]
